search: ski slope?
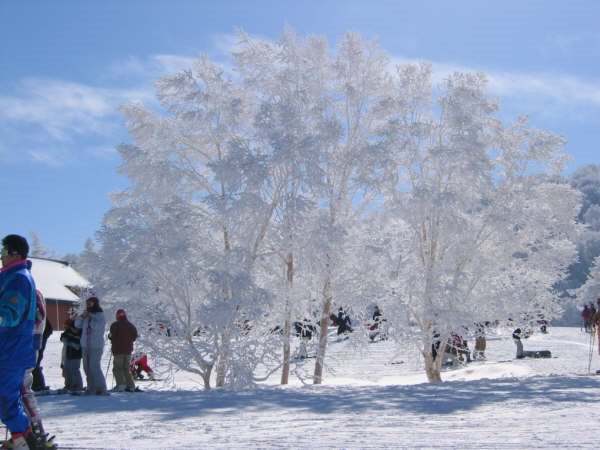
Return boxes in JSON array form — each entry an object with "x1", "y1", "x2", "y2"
[{"x1": 27, "y1": 326, "x2": 600, "y2": 449}]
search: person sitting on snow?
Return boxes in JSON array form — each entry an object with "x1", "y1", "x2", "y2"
[
  {"x1": 445, "y1": 333, "x2": 471, "y2": 365},
  {"x1": 367, "y1": 306, "x2": 387, "y2": 342},
  {"x1": 330, "y1": 307, "x2": 353, "y2": 335},
  {"x1": 130, "y1": 351, "x2": 155, "y2": 380}
]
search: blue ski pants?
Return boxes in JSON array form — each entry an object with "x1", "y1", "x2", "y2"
[{"x1": 0, "y1": 366, "x2": 29, "y2": 434}]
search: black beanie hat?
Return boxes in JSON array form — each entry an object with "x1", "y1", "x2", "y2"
[{"x1": 2, "y1": 234, "x2": 29, "y2": 258}]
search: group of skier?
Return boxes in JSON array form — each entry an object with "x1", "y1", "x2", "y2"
[
  {"x1": 432, "y1": 331, "x2": 481, "y2": 367},
  {"x1": 0, "y1": 234, "x2": 157, "y2": 450},
  {"x1": 288, "y1": 304, "x2": 387, "y2": 359},
  {"x1": 581, "y1": 299, "x2": 600, "y2": 332},
  {"x1": 433, "y1": 317, "x2": 554, "y2": 366},
  {"x1": 0, "y1": 234, "x2": 58, "y2": 449},
  {"x1": 58, "y1": 300, "x2": 155, "y2": 395}
]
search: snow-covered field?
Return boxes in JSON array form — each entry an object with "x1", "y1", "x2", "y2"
[{"x1": 28, "y1": 326, "x2": 600, "y2": 449}]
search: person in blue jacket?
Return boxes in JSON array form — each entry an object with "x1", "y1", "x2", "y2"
[{"x1": 0, "y1": 234, "x2": 38, "y2": 449}]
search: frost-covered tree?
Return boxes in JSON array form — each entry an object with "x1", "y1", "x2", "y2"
[
  {"x1": 95, "y1": 198, "x2": 275, "y2": 389},
  {"x1": 233, "y1": 30, "x2": 392, "y2": 385},
  {"x1": 234, "y1": 30, "x2": 332, "y2": 384},
  {"x1": 69, "y1": 239, "x2": 99, "y2": 279},
  {"x1": 576, "y1": 255, "x2": 600, "y2": 304},
  {"x1": 363, "y1": 65, "x2": 581, "y2": 382},
  {"x1": 83, "y1": 28, "x2": 581, "y2": 388},
  {"x1": 29, "y1": 232, "x2": 59, "y2": 259},
  {"x1": 88, "y1": 54, "x2": 281, "y2": 389},
  {"x1": 307, "y1": 33, "x2": 392, "y2": 384},
  {"x1": 570, "y1": 168, "x2": 600, "y2": 306},
  {"x1": 549, "y1": 165, "x2": 600, "y2": 323},
  {"x1": 566, "y1": 165, "x2": 600, "y2": 289}
]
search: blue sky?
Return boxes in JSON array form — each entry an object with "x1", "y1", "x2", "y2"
[{"x1": 1, "y1": 0, "x2": 599, "y2": 256}]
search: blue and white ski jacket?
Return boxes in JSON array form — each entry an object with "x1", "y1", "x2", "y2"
[{"x1": 0, "y1": 259, "x2": 37, "y2": 369}]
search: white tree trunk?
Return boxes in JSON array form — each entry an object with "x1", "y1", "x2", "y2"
[
  {"x1": 280, "y1": 319, "x2": 291, "y2": 385},
  {"x1": 202, "y1": 366, "x2": 213, "y2": 390},
  {"x1": 281, "y1": 255, "x2": 294, "y2": 385},
  {"x1": 313, "y1": 276, "x2": 332, "y2": 384},
  {"x1": 215, "y1": 331, "x2": 230, "y2": 387},
  {"x1": 423, "y1": 351, "x2": 443, "y2": 383}
]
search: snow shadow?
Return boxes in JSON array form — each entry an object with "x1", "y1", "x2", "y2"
[{"x1": 39, "y1": 375, "x2": 600, "y2": 420}]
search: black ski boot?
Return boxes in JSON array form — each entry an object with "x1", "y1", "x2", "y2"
[{"x1": 30, "y1": 424, "x2": 58, "y2": 449}]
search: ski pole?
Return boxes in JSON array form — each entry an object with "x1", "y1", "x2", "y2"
[
  {"x1": 105, "y1": 352, "x2": 113, "y2": 383},
  {"x1": 588, "y1": 328, "x2": 595, "y2": 374},
  {"x1": 587, "y1": 329, "x2": 592, "y2": 374},
  {"x1": 593, "y1": 329, "x2": 598, "y2": 373}
]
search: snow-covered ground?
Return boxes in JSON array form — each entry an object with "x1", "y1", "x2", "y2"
[{"x1": 26, "y1": 326, "x2": 600, "y2": 449}]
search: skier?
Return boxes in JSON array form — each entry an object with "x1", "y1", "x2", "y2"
[
  {"x1": 20, "y1": 289, "x2": 57, "y2": 449},
  {"x1": 513, "y1": 328, "x2": 524, "y2": 359},
  {"x1": 537, "y1": 315, "x2": 548, "y2": 334},
  {"x1": 31, "y1": 317, "x2": 52, "y2": 392},
  {"x1": 446, "y1": 333, "x2": 471, "y2": 365},
  {"x1": 0, "y1": 234, "x2": 43, "y2": 449},
  {"x1": 431, "y1": 331, "x2": 442, "y2": 360},
  {"x1": 473, "y1": 323, "x2": 487, "y2": 360},
  {"x1": 582, "y1": 304, "x2": 592, "y2": 332},
  {"x1": 108, "y1": 309, "x2": 139, "y2": 392},
  {"x1": 368, "y1": 305, "x2": 387, "y2": 342},
  {"x1": 60, "y1": 309, "x2": 83, "y2": 395},
  {"x1": 293, "y1": 319, "x2": 316, "y2": 359},
  {"x1": 130, "y1": 352, "x2": 155, "y2": 380},
  {"x1": 75, "y1": 296, "x2": 108, "y2": 395},
  {"x1": 590, "y1": 303, "x2": 600, "y2": 357},
  {"x1": 330, "y1": 307, "x2": 353, "y2": 335}
]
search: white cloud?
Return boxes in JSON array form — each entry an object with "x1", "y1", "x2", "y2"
[
  {"x1": 390, "y1": 56, "x2": 600, "y2": 117},
  {"x1": 27, "y1": 147, "x2": 69, "y2": 167},
  {"x1": 107, "y1": 54, "x2": 197, "y2": 82},
  {"x1": 0, "y1": 78, "x2": 154, "y2": 166},
  {"x1": 488, "y1": 71, "x2": 600, "y2": 107},
  {"x1": 0, "y1": 78, "x2": 134, "y2": 140},
  {"x1": 105, "y1": 56, "x2": 151, "y2": 80},
  {"x1": 85, "y1": 145, "x2": 118, "y2": 159},
  {"x1": 549, "y1": 32, "x2": 600, "y2": 54},
  {"x1": 4, "y1": 37, "x2": 599, "y2": 168},
  {"x1": 0, "y1": 76, "x2": 161, "y2": 158},
  {"x1": 152, "y1": 54, "x2": 197, "y2": 74},
  {"x1": 0, "y1": 50, "x2": 207, "y2": 167},
  {"x1": 210, "y1": 32, "x2": 245, "y2": 55}
]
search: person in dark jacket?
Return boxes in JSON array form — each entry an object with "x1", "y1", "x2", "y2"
[
  {"x1": 582, "y1": 304, "x2": 592, "y2": 332},
  {"x1": 31, "y1": 317, "x2": 52, "y2": 392},
  {"x1": 513, "y1": 328, "x2": 524, "y2": 359},
  {"x1": 108, "y1": 309, "x2": 139, "y2": 392},
  {"x1": 60, "y1": 311, "x2": 83, "y2": 394},
  {"x1": 368, "y1": 306, "x2": 387, "y2": 341},
  {"x1": 330, "y1": 307, "x2": 353, "y2": 335}
]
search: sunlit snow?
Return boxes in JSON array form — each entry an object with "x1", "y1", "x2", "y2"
[{"x1": 29, "y1": 326, "x2": 600, "y2": 449}]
